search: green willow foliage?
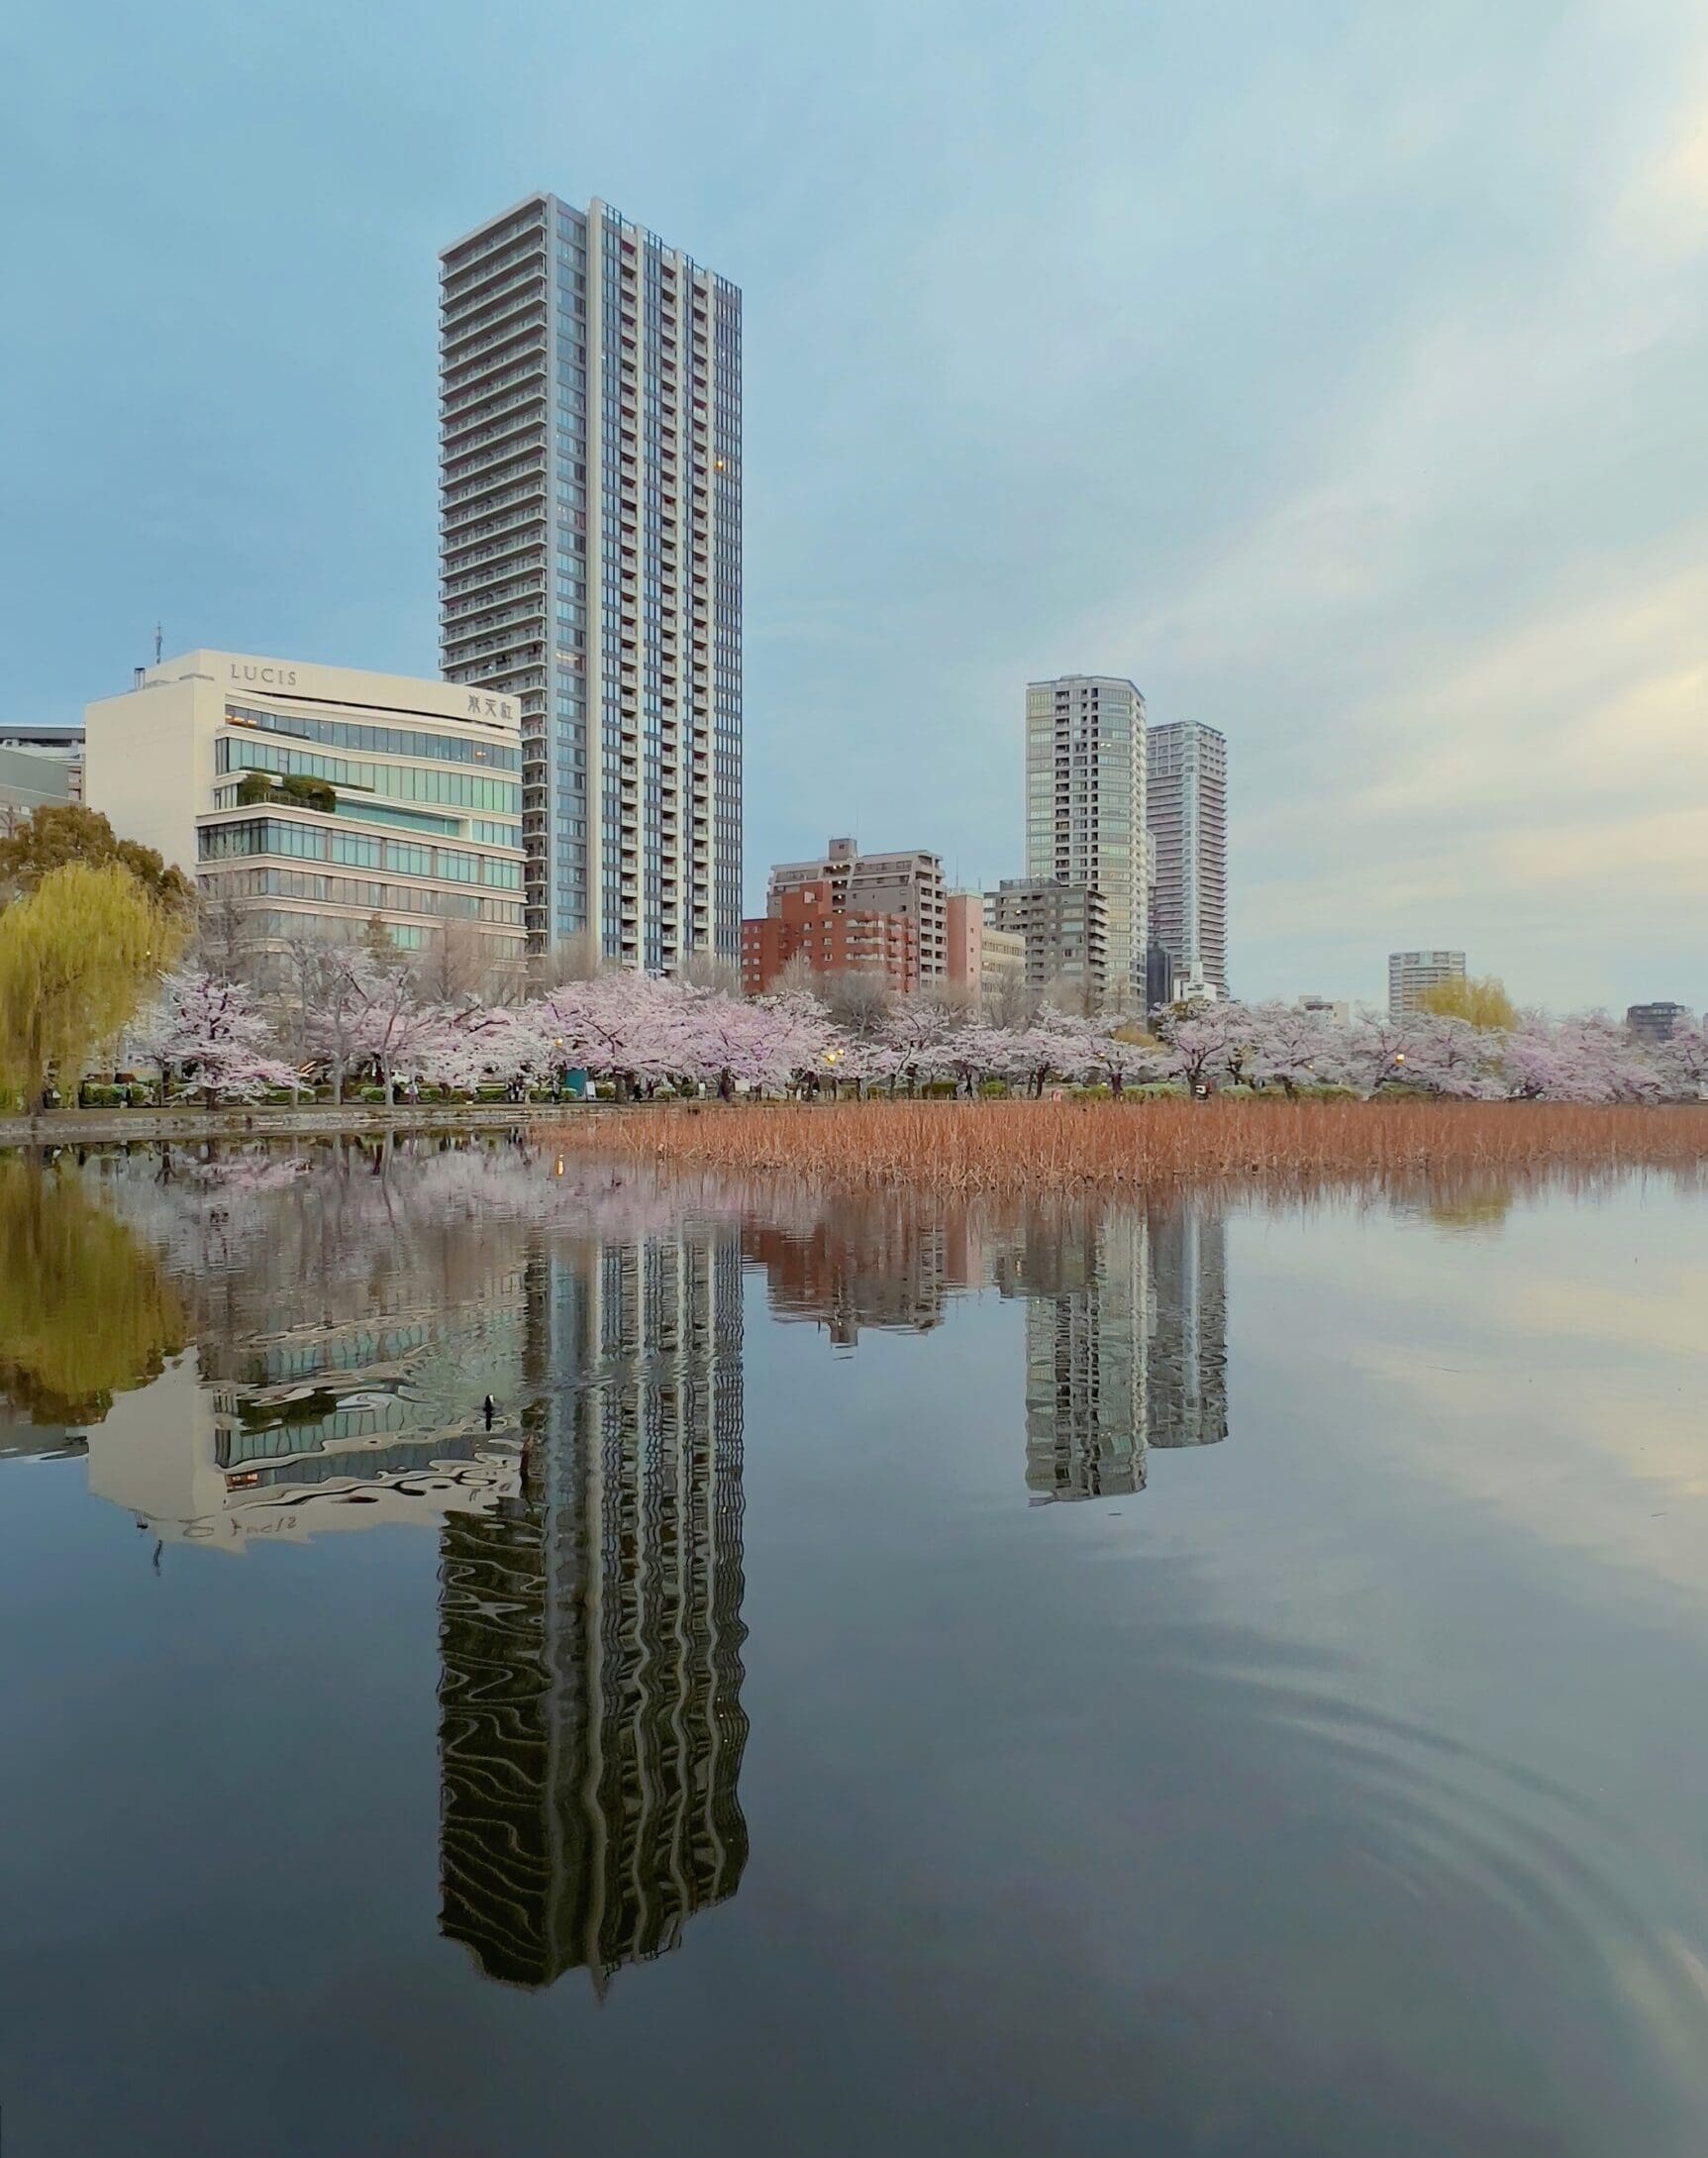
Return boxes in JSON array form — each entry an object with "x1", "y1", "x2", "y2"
[
  {"x1": 0, "y1": 861, "x2": 183, "y2": 1109},
  {"x1": 0, "y1": 1160, "x2": 186, "y2": 1423}
]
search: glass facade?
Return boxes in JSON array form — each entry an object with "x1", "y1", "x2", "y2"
[
  {"x1": 198, "y1": 818, "x2": 521, "y2": 888},
  {"x1": 216, "y1": 736, "x2": 520, "y2": 816},
  {"x1": 226, "y1": 703, "x2": 520, "y2": 771}
]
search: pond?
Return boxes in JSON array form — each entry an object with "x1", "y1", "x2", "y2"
[{"x1": 1, "y1": 1138, "x2": 1706, "y2": 2156}]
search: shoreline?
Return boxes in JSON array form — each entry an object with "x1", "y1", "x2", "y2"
[{"x1": 0, "y1": 1101, "x2": 607, "y2": 1147}]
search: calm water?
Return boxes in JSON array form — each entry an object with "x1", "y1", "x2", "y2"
[{"x1": 2, "y1": 1139, "x2": 1707, "y2": 2157}]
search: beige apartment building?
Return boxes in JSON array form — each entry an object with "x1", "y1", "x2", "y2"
[
  {"x1": 85, "y1": 651, "x2": 526, "y2": 979},
  {"x1": 767, "y1": 836, "x2": 947, "y2": 980}
]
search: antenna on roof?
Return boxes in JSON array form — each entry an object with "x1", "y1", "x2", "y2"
[{"x1": 154, "y1": 622, "x2": 163, "y2": 664}]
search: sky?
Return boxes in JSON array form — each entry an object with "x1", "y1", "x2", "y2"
[{"x1": 2, "y1": 0, "x2": 1705, "y2": 1009}]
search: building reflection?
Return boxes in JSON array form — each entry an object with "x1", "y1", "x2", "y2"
[
  {"x1": 742, "y1": 1194, "x2": 987, "y2": 1346},
  {"x1": 1002, "y1": 1209, "x2": 1154, "y2": 1501},
  {"x1": 740, "y1": 1181, "x2": 1229, "y2": 1508},
  {"x1": 7, "y1": 1142, "x2": 1224, "y2": 2010},
  {"x1": 1001, "y1": 1200, "x2": 1228, "y2": 1502},
  {"x1": 27, "y1": 1143, "x2": 750, "y2": 1999},
  {"x1": 80, "y1": 1149, "x2": 533, "y2": 1548},
  {"x1": 1148, "y1": 1206, "x2": 1230, "y2": 1453},
  {"x1": 438, "y1": 1227, "x2": 748, "y2": 1994}
]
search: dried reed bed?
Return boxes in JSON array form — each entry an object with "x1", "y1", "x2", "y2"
[{"x1": 545, "y1": 1096, "x2": 1708, "y2": 1198}]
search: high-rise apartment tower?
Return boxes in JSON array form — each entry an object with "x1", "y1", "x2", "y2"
[
  {"x1": 440, "y1": 194, "x2": 742, "y2": 967},
  {"x1": 1388, "y1": 950, "x2": 1465, "y2": 1016},
  {"x1": 1147, "y1": 719, "x2": 1228, "y2": 999},
  {"x1": 1025, "y1": 675, "x2": 1149, "y2": 1004}
]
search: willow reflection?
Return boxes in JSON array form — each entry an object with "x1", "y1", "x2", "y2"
[{"x1": 0, "y1": 1155, "x2": 185, "y2": 1425}]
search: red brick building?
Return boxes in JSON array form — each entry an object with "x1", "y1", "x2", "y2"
[{"x1": 741, "y1": 879, "x2": 920, "y2": 995}]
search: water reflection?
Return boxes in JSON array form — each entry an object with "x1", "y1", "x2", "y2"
[
  {"x1": 743, "y1": 1185, "x2": 1230, "y2": 1503},
  {"x1": 4, "y1": 1140, "x2": 1233, "y2": 2004},
  {"x1": 0, "y1": 1156, "x2": 185, "y2": 1426},
  {"x1": 440, "y1": 1233, "x2": 748, "y2": 1993},
  {"x1": 7, "y1": 1141, "x2": 1708, "y2": 2157}
]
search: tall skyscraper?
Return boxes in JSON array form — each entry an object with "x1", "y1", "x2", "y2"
[
  {"x1": 1147, "y1": 719, "x2": 1228, "y2": 999},
  {"x1": 440, "y1": 194, "x2": 742, "y2": 967},
  {"x1": 1025, "y1": 675, "x2": 1149, "y2": 1006}
]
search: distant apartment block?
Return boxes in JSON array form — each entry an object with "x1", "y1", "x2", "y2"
[
  {"x1": 741, "y1": 879, "x2": 918, "y2": 995},
  {"x1": 439, "y1": 194, "x2": 741, "y2": 969},
  {"x1": 1627, "y1": 1001, "x2": 1691, "y2": 1046},
  {"x1": 944, "y1": 892, "x2": 986, "y2": 994},
  {"x1": 1026, "y1": 675, "x2": 1149, "y2": 1004},
  {"x1": 1388, "y1": 949, "x2": 1466, "y2": 1016},
  {"x1": 984, "y1": 880, "x2": 1108, "y2": 1005},
  {"x1": 85, "y1": 651, "x2": 526, "y2": 979},
  {"x1": 0, "y1": 726, "x2": 82, "y2": 830},
  {"x1": 981, "y1": 922, "x2": 1027, "y2": 997},
  {"x1": 1147, "y1": 719, "x2": 1227, "y2": 999},
  {"x1": 767, "y1": 837, "x2": 946, "y2": 980}
]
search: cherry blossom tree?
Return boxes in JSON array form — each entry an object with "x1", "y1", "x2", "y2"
[
  {"x1": 133, "y1": 965, "x2": 296, "y2": 1104},
  {"x1": 1503, "y1": 1013, "x2": 1661, "y2": 1102},
  {"x1": 1244, "y1": 1001, "x2": 1345, "y2": 1096}
]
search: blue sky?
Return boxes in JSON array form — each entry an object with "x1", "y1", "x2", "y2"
[{"x1": 4, "y1": 0, "x2": 1705, "y2": 1007}]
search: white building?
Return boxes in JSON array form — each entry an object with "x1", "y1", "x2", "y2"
[
  {"x1": 1388, "y1": 949, "x2": 1465, "y2": 1016},
  {"x1": 440, "y1": 194, "x2": 742, "y2": 970},
  {"x1": 1025, "y1": 675, "x2": 1149, "y2": 1005},
  {"x1": 85, "y1": 650, "x2": 526, "y2": 977},
  {"x1": 1147, "y1": 719, "x2": 1228, "y2": 999}
]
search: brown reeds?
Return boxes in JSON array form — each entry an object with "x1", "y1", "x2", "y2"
[{"x1": 543, "y1": 1096, "x2": 1708, "y2": 1198}]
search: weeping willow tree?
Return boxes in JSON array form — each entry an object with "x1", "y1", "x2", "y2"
[
  {"x1": 1417, "y1": 975, "x2": 1518, "y2": 1031},
  {"x1": 0, "y1": 1160, "x2": 187, "y2": 1423},
  {"x1": 0, "y1": 861, "x2": 183, "y2": 1110}
]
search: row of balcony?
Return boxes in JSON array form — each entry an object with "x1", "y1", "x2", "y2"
[
  {"x1": 440, "y1": 536, "x2": 546, "y2": 594},
  {"x1": 443, "y1": 605, "x2": 547, "y2": 657},
  {"x1": 440, "y1": 244, "x2": 547, "y2": 327},
  {"x1": 440, "y1": 508, "x2": 547, "y2": 565},
  {"x1": 441, "y1": 391, "x2": 547, "y2": 462},
  {"x1": 441, "y1": 353, "x2": 548, "y2": 427},
  {"x1": 440, "y1": 471, "x2": 547, "y2": 531},
  {"x1": 442, "y1": 295, "x2": 548, "y2": 368},
  {"x1": 442, "y1": 430, "x2": 546, "y2": 490},
  {"x1": 441, "y1": 565, "x2": 545, "y2": 615},
  {"x1": 441, "y1": 205, "x2": 547, "y2": 286},
  {"x1": 441, "y1": 256, "x2": 548, "y2": 338},
  {"x1": 441, "y1": 325, "x2": 548, "y2": 402}
]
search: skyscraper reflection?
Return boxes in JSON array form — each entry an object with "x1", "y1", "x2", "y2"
[
  {"x1": 1148, "y1": 1206, "x2": 1230, "y2": 1452},
  {"x1": 1008, "y1": 1209, "x2": 1152, "y2": 1501},
  {"x1": 1001, "y1": 1197, "x2": 1228, "y2": 1503},
  {"x1": 438, "y1": 1224, "x2": 749, "y2": 1994}
]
